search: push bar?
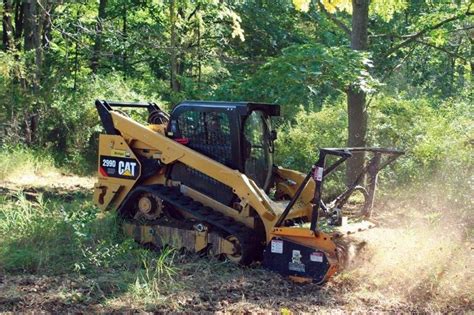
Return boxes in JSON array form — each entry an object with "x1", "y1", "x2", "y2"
[
  {"x1": 274, "y1": 147, "x2": 404, "y2": 232},
  {"x1": 274, "y1": 148, "x2": 351, "y2": 229},
  {"x1": 95, "y1": 100, "x2": 167, "y2": 135},
  {"x1": 103, "y1": 101, "x2": 153, "y2": 108}
]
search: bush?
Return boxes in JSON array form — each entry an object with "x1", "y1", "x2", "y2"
[
  {"x1": 274, "y1": 100, "x2": 348, "y2": 195},
  {"x1": 368, "y1": 94, "x2": 472, "y2": 183},
  {"x1": 274, "y1": 94, "x2": 472, "y2": 200},
  {"x1": 0, "y1": 72, "x2": 168, "y2": 174}
]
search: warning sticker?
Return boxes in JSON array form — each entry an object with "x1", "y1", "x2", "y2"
[
  {"x1": 111, "y1": 149, "x2": 127, "y2": 157},
  {"x1": 288, "y1": 250, "x2": 305, "y2": 272},
  {"x1": 310, "y1": 251, "x2": 324, "y2": 263},
  {"x1": 292, "y1": 250, "x2": 302, "y2": 264},
  {"x1": 314, "y1": 167, "x2": 324, "y2": 181},
  {"x1": 270, "y1": 240, "x2": 283, "y2": 254}
]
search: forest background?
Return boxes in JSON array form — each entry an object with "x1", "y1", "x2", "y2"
[{"x1": 0, "y1": 0, "x2": 472, "y2": 312}]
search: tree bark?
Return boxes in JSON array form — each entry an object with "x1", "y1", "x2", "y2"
[
  {"x1": 23, "y1": 0, "x2": 46, "y2": 145},
  {"x1": 24, "y1": 0, "x2": 44, "y2": 71},
  {"x1": 169, "y1": 0, "x2": 180, "y2": 92},
  {"x1": 197, "y1": 12, "x2": 201, "y2": 88},
  {"x1": 2, "y1": 0, "x2": 15, "y2": 50},
  {"x1": 91, "y1": 0, "x2": 107, "y2": 74},
  {"x1": 23, "y1": 0, "x2": 36, "y2": 51},
  {"x1": 14, "y1": 1, "x2": 23, "y2": 42},
  {"x1": 346, "y1": 0, "x2": 369, "y2": 185}
]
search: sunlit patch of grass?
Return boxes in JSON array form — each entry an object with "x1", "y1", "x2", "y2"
[{"x1": 0, "y1": 147, "x2": 57, "y2": 181}]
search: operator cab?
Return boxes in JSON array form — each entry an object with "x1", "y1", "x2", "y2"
[{"x1": 167, "y1": 101, "x2": 279, "y2": 204}]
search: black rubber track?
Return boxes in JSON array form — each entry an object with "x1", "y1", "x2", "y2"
[{"x1": 118, "y1": 184, "x2": 261, "y2": 266}]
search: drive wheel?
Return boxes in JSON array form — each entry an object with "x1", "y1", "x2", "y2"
[{"x1": 135, "y1": 193, "x2": 164, "y2": 221}]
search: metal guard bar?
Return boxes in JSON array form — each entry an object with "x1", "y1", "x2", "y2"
[{"x1": 274, "y1": 147, "x2": 404, "y2": 231}]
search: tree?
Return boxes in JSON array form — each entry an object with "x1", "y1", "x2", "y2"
[
  {"x1": 2, "y1": 0, "x2": 15, "y2": 50},
  {"x1": 169, "y1": 0, "x2": 180, "y2": 92},
  {"x1": 346, "y1": 0, "x2": 369, "y2": 184},
  {"x1": 293, "y1": 0, "x2": 473, "y2": 183},
  {"x1": 91, "y1": 0, "x2": 107, "y2": 74}
]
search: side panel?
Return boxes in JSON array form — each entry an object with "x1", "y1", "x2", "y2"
[
  {"x1": 109, "y1": 111, "x2": 278, "y2": 239},
  {"x1": 263, "y1": 238, "x2": 331, "y2": 284},
  {"x1": 93, "y1": 134, "x2": 142, "y2": 210}
]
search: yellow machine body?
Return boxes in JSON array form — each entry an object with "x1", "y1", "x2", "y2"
[{"x1": 93, "y1": 100, "x2": 344, "y2": 283}]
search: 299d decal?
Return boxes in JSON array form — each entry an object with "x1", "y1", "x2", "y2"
[{"x1": 99, "y1": 155, "x2": 140, "y2": 179}]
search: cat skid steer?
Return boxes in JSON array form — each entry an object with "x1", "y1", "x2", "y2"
[{"x1": 93, "y1": 100, "x2": 403, "y2": 284}]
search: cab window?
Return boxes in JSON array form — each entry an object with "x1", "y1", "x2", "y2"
[
  {"x1": 176, "y1": 110, "x2": 232, "y2": 166},
  {"x1": 243, "y1": 110, "x2": 273, "y2": 189}
]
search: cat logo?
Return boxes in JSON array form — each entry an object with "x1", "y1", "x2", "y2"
[
  {"x1": 118, "y1": 161, "x2": 137, "y2": 177},
  {"x1": 99, "y1": 155, "x2": 140, "y2": 179}
]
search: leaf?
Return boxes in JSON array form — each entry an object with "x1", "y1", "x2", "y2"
[
  {"x1": 321, "y1": 0, "x2": 352, "y2": 14},
  {"x1": 370, "y1": 0, "x2": 408, "y2": 21},
  {"x1": 292, "y1": 0, "x2": 311, "y2": 12}
]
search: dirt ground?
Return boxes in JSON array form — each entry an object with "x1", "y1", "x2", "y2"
[{"x1": 1, "y1": 172, "x2": 473, "y2": 313}]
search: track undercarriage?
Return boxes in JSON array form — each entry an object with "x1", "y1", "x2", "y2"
[{"x1": 120, "y1": 185, "x2": 260, "y2": 265}]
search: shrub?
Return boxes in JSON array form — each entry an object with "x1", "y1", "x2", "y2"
[{"x1": 274, "y1": 94, "x2": 472, "y2": 200}]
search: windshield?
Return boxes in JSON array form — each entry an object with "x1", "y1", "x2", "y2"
[{"x1": 243, "y1": 110, "x2": 273, "y2": 190}]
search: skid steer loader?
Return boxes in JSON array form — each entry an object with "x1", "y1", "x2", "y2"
[{"x1": 93, "y1": 100, "x2": 403, "y2": 284}]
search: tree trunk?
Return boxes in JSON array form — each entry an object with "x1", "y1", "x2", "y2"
[
  {"x1": 34, "y1": 1, "x2": 45, "y2": 76},
  {"x1": 24, "y1": 0, "x2": 44, "y2": 70},
  {"x1": 470, "y1": 37, "x2": 473, "y2": 84},
  {"x1": 346, "y1": 0, "x2": 369, "y2": 185},
  {"x1": 23, "y1": 0, "x2": 46, "y2": 145},
  {"x1": 197, "y1": 13, "x2": 201, "y2": 88},
  {"x1": 91, "y1": 0, "x2": 107, "y2": 74},
  {"x1": 42, "y1": 2, "x2": 52, "y2": 49},
  {"x1": 169, "y1": 0, "x2": 180, "y2": 92},
  {"x1": 23, "y1": 0, "x2": 36, "y2": 51},
  {"x1": 14, "y1": 1, "x2": 23, "y2": 43},
  {"x1": 2, "y1": 0, "x2": 15, "y2": 50}
]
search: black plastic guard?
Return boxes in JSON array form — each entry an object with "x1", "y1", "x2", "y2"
[{"x1": 263, "y1": 237, "x2": 331, "y2": 284}]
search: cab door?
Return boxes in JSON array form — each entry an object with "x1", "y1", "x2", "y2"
[{"x1": 242, "y1": 110, "x2": 273, "y2": 191}]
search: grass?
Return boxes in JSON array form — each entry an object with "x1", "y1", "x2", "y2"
[
  {"x1": 0, "y1": 187, "x2": 261, "y2": 312},
  {"x1": 0, "y1": 147, "x2": 472, "y2": 312},
  {"x1": 0, "y1": 147, "x2": 57, "y2": 182},
  {"x1": 0, "y1": 190, "x2": 192, "y2": 311},
  {"x1": 1, "y1": 186, "x2": 471, "y2": 313}
]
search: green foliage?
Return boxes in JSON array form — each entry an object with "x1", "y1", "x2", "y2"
[
  {"x1": 0, "y1": 192, "x2": 176, "y2": 279},
  {"x1": 275, "y1": 99, "x2": 348, "y2": 194},
  {"x1": 275, "y1": 100, "x2": 347, "y2": 170},
  {"x1": 368, "y1": 93, "x2": 473, "y2": 185},
  {"x1": 215, "y1": 44, "x2": 377, "y2": 117},
  {"x1": 275, "y1": 93, "x2": 473, "y2": 196},
  {"x1": 0, "y1": 0, "x2": 471, "y2": 183}
]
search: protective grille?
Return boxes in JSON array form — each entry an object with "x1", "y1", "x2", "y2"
[
  {"x1": 177, "y1": 111, "x2": 233, "y2": 167},
  {"x1": 170, "y1": 163, "x2": 235, "y2": 206}
]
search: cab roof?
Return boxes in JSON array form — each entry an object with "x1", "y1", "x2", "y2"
[{"x1": 174, "y1": 100, "x2": 281, "y2": 117}]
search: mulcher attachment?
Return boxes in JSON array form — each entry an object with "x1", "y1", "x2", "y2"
[
  {"x1": 263, "y1": 237, "x2": 337, "y2": 284},
  {"x1": 263, "y1": 147, "x2": 403, "y2": 283}
]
